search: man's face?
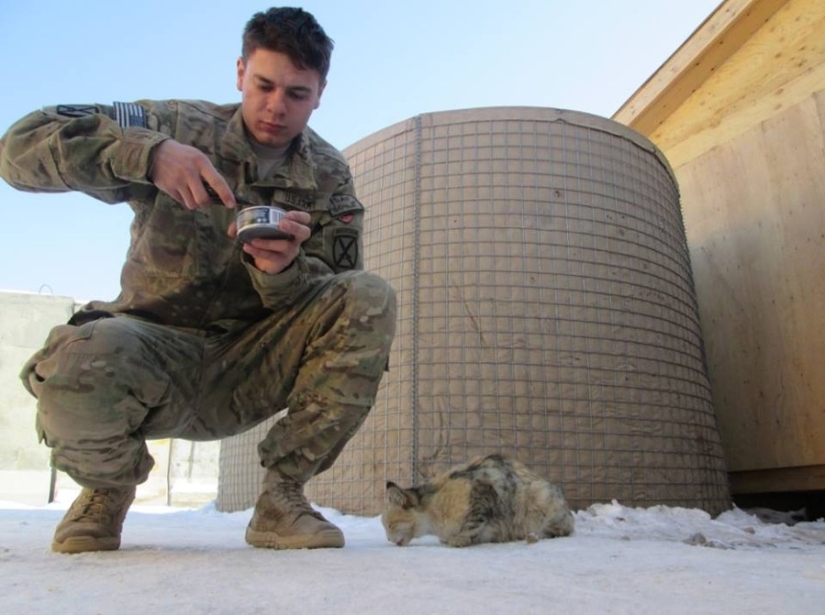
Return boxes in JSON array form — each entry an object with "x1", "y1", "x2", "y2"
[{"x1": 236, "y1": 48, "x2": 326, "y2": 148}]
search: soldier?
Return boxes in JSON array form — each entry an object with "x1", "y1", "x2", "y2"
[{"x1": 0, "y1": 7, "x2": 396, "y2": 553}]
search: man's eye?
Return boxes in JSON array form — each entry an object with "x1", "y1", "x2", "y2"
[{"x1": 289, "y1": 91, "x2": 309, "y2": 101}]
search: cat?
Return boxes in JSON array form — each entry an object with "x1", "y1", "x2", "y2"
[{"x1": 382, "y1": 453, "x2": 574, "y2": 547}]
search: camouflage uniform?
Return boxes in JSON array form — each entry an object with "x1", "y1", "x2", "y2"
[{"x1": 0, "y1": 100, "x2": 397, "y2": 488}]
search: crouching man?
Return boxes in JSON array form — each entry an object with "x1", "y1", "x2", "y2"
[{"x1": 0, "y1": 6, "x2": 395, "y2": 553}]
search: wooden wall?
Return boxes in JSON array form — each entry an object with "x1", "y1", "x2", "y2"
[{"x1": 614, "y1": 0, "x2": 825, "y2": 494}]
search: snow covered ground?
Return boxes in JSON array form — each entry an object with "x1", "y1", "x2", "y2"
[{"x1": 1, "y1": 498, "x2": 823, "y2": 615}]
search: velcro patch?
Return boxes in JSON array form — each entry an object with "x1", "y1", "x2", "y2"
[
  {"x1": 271, "y1": 189, "x2": 315, "y2": 211},
  {"x1": 328, "y1": 194, "x2": 364, "y2": 217},
  {"x1": 112, "y1": 101, "x2": 147, "y2": 129},
  {"x1": 49, "y1": 102, "x2": 148, "y2": 129},
  {"x1": 53, "y1": 104, "x2": 101, "y2": 118},
  {"x1": 333, "y1": 228, "x2": 359, "y2": 270}
]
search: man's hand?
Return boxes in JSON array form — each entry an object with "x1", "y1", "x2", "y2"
[
  {"x1": 149, "y1": 140, "x2": 236, "y2": 209},
  {"x1": 227, "y1": 210, "x2": 312, "y2": 274}
]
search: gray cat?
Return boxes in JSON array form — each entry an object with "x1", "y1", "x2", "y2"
[{"x1": 382, "y1": 454, "x2": 574, "y2": 547}]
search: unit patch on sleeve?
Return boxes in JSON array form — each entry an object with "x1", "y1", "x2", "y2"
[
  {"x1": 333, "y1": 228, "x2": 359, "y2": 270},
  {"x1": 328, "y1": 194, "x2": 364, "y2": 217},
  {"x1": 112, "y1": 102, "x2": 148, "y2": 129},
  {"x1": 53, "y1": 104, "x2": 100, "y2": 118},
  {"x1": 47, "y1": 102, "x2": 148, "y2": 129}
]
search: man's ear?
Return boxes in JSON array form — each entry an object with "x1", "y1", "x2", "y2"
[{"x1": 236, "y1": 57, "x2": 246, "y2": 92}]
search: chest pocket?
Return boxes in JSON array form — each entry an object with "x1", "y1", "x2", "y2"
[{"x1": 130, "y1": 193, "x2": 198, "y2": 278}]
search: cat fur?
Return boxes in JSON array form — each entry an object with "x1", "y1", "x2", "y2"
[{"x1": 382, "y1": 454, "x2": 574, "y2": 547}]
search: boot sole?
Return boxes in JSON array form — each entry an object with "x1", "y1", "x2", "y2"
[
  {"x1": 52, "y1": 536, "x2": 121, "y2": 554},
  {"x1": 245, "y1": 527, "x2": 345, "y2": 549}
]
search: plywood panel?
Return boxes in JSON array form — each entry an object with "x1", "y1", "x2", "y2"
[
  {"x1": 614, "y1": 0, "x2": 787, "y2": 132},
  {"x1": 652, "y1": 0, "x2": 825, "y2": 168},
  {"x1": 677, "y1": 92, "x2": 825, "y2": 472}
]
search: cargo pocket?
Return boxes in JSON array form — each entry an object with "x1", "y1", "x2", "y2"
[{"x1": 19, "y1": 321, "x2": 100, "y2": 398}]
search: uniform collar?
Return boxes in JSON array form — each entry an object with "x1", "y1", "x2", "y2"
[{"x1": 220, "y1": 106, "x2": 318, "y2": 191}]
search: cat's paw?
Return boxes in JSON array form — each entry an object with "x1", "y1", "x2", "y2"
[{"x1": 445, "y1": 536, "x2": 473, "y2": 548}]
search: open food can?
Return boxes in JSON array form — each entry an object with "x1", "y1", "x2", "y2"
[{"x1": 236, "y1": 206, "x2": 293, "y2": 242}]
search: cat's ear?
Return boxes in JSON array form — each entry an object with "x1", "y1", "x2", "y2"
[{"x1": 386, "y1": 481, "x2": 413, "y2": 508}]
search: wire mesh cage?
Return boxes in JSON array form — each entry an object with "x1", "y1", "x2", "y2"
[{"x1": 216, "y1": 107, "x2": 731, "y2": 516}]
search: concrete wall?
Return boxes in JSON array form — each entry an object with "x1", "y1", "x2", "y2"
[{"x1": 0, "y1": 291, "x2": 219, "y2": 507}]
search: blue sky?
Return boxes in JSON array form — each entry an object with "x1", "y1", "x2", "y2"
[{"x1": 0, "y1": 0, "x2": 720, "y2": 301}]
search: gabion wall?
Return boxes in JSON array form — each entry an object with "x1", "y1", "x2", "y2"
[{"x1": 217, "y1": 107, "x2": 731, "y2": 516}]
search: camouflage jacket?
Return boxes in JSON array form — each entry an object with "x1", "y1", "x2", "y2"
[{"x1": 0, "y1": 100, "x2": 364, "y2": 329}]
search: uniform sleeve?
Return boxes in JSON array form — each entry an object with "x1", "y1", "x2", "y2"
[
  {"x1": 243, "y1": 167, "x2": 366, "y2": 309},
  {"x1": 304, "y1": 169, "x2": 364, "y2": 274},
  {"x1": 0, "y1": 103, "x2": 170, "y2": 204}
]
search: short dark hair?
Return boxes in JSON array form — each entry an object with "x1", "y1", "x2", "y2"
[{"x1": 242, "y1": 7, "x2": 334, "y2": 80}]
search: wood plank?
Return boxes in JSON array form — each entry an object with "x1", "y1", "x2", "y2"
[
  {"x1": 663, "y1": 63, "x2": 825, "y2": 168},
  {"x1": 730, "y1": 465, "x2": 825, "y2": 493},
  {"x1": 613, "y1": 0, "x2": 788, "y2": 131},
  {"x1": 654, "y1": 0, "x2": 825, "y2": 168}
]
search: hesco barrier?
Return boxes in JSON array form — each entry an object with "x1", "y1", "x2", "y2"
[{"x1": 216, "y1": 107, "x2": 731, "y2": 516}]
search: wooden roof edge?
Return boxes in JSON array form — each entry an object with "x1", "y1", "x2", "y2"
[{"x1": 612, "y1": 0, "x2": 789, "y2": 134}]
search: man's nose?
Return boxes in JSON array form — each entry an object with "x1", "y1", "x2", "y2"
[{"x1": 266, "y1": 90, "x2": 288, "y2": 115}]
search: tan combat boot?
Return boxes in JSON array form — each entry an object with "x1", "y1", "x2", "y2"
[
  {"x1": 51, "y1": 486, "x2": 136, "y2": 554},
  {"x1": 245, "y1": 469, "x2": 345, "y2": 549}
]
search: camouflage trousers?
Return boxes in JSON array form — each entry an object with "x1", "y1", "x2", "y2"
[{"x1": 20, "y1": 270, "x2": 396, "y2": 489}]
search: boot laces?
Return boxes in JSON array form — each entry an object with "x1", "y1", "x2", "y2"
[
  {"x1": 69, "y1": 489, "x2": 124, "y2": 523},
  {"x1": 273, "y1": 479, "x2": 321, "y2": 521}
]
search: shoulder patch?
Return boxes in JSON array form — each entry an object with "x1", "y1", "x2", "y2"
[
  {"x1": 328, "y1": 194, "x2": 364, "y2": 217},
  {"x1": 47, "y1": 102, "x2": 147, "y2": 129},
  {"x1": 53, "y1": 104, "x2": 101, "y2": 118},
  {"x1": 112, "y1": 101, "x2": 147, "y2": 129},
  {"x1": 332, "y1": 227, "x2": 359, "y2": 270}
]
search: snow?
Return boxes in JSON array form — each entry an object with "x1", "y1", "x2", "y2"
[{"x1": 1, "y1": 498, "x2": 823, "y2": 615}]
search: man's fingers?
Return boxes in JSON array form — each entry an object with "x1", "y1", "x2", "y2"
[
  {"x1": 279, "y1": 219, "x2": 311, "y2": 243},
  {"x1": 179, "y1": 185, "x2": 203, "y2": 211},
  {"x1": 202, "y1": 168, "x2": 236, "y2": 209},
  {"x1": 167, "y1": 187, "x2": 197, "y2": 211},
  {"x1": 284, "y1": 210, "x2": 311, "y2": 225},
  {"x1": 149, "y1": 140, "x2": 236, "y2": 210},
  {"x1": 189, "y1": 182, "x2": 215, "y2": 210}
]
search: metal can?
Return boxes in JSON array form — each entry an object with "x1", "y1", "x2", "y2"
[{"x1": 236, "y1": 206, "x2": 293, "y2": 242}]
